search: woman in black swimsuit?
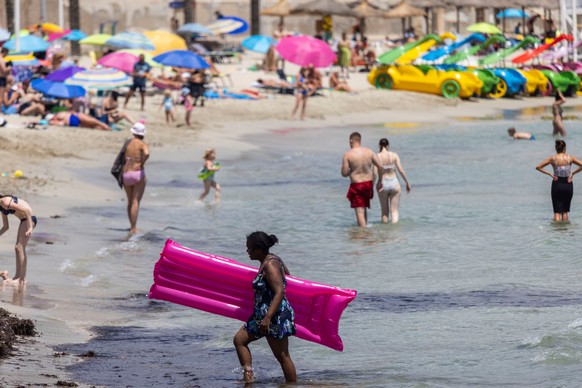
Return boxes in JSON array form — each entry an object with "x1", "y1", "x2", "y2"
[{"x1": 0, "y1": 195, "x2": 36, "y2": 285}]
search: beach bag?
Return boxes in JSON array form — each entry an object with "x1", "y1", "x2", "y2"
[{"x1": 111, "y1": 139, "x2": 132, "y2": 188}]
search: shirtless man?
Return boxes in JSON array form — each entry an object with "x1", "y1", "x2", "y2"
[{"x1": 341, "y1": 132, "x2": 383, "y2": 227}]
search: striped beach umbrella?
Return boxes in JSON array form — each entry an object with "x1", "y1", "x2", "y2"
[
  {"x1": 79, "y1": 33, "x2": 112, "y2": 46},
  {"x1": 106, "y1": 32, "x2": 155, "y2": 51},
  {"x1": 5, "y1": 54, "x2": 40, "y2": 67},
  {"x1": 207, "y1": 19, "x2": 244, "y2": 35},
  {"x1": 65, "y1": 67, "x2": 132, "y2": 90},
  {"x1": 178, "y1": 23, "x2": 212, "y2": 35}
]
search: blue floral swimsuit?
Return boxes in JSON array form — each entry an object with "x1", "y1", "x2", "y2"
[{"x1": 245, "y1": 254, "x2": 296, "y2": 339}]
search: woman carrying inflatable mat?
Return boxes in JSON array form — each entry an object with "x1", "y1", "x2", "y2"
[
  {"x1": 233, "y1": 231, "x2": 297, "y2": 383},
  {"x1": 197, "y1": 148, "x2": 221, "y2": 204}
]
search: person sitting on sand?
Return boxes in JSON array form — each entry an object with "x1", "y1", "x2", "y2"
[
  {"x1": 102, "y1": 91, "x2": 134, "y2": 126},
  {"x1": 507, "y1": 127, "x2": 535, "y2": 140},
  {"x1": 0, "y1": 194, "x2": 36, "y2": 285},
  {"x1": 47, "y1": 111, "x2": 112, "y2": 131},
  {"x1": 329, "y1": 72, "x2": 354, "y2": 93}
]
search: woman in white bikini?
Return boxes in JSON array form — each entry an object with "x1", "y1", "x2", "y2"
[{"x1": 375, "y1": 138, "x2": 411, "y2": 223}]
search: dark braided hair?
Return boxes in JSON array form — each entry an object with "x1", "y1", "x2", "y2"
[{"x1": 246, "y1": 231, "x2": 278, "y2": 253}]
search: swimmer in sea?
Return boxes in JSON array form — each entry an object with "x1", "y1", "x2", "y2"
[
  {"x1": 507, "y1": 127, "x2": 535, "y2": 140},
  {"x1": 552, "y1": 90, "x2": 566, "y2": 137}
]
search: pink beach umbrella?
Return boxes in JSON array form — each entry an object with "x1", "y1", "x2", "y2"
[
  {"x1": 275, "y1": 35, "x2": 336, "y2": 68},
  {"x1": 48, "y1": 29, "x2": 71, "y2": 42},
  {"x1": 97, "y1": 52, "x2": 139, "y2": 74}
]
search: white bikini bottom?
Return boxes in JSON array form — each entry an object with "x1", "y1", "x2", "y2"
[{"x1": 381, "y1": 177, "x2": 400, "y2": 193}]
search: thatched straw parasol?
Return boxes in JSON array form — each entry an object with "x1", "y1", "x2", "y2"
[
  {"x1": 261, "y1": 0, "x2": 291, "y2": 17},
  {"x1": 384, "y1": 0, "x2": 426, "y2": 35},
  {"x1": 350, "y1": 0, "x2": 386, "y2": 18},
  {"x1": 261, "y1": 0, "x2": 291, "y2": 27},
  {"x1": 290, "y1": 0, "x2": 356, "y2": 17}
]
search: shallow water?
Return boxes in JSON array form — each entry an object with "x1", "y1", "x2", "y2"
[{"x1": 4, "y1": 105, "x2": 582, "y2": 387}]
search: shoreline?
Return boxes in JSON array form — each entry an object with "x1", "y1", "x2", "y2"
[{"x1": 0, "y1": 82, "x2": 577, "y2": 385}]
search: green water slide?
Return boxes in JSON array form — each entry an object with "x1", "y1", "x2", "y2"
[
  {"x1": 443, "y1": 35, "x2": 506, "y2": 65},
  {"x1": 378, "y1": 34, "x2": 441, "y2": 65},
  {"x1": 478, "y1": 36, "x2": 539, "y2": 66}
]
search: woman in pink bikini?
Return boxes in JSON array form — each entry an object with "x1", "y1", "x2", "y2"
[{"x1": 123, "y1": 122, "x2": 149, "y2": 234}]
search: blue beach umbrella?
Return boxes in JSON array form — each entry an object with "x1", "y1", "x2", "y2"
[
  {"x1": 106, "y1": 32, "x2": 155, "y2": 50},
  {"x1": 3, "y1": 35, "x2": 49, "y2": 52},
  {"x1": 31, "y1": 78, "x2": 86, "y2": 99},
  {"x1": 178, "y1": 23, "x2": 212, "y2": 35},
  {"x1": 63, "y1": 30, "x2": 88, "y2": 41},
  {"x1": 45, "y1": 66, "x2": 86, "y2": 82},
  {"x1": 242, "y1": 35, "x2": 275, "y2": 54},
  {"x1": 153, "y1": 50, "x2": 210, "y2": 69},
  {"x1": 496, "y1": 8, "x2": 528, "y2": 19},
  {"x1": 220, "y1": 16, "x2": 249, "y2": 35},
  {"x1": 0, "y1": 28, "x2": 10, "y2": 41}
]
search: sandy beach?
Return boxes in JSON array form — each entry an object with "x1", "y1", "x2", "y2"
[{"x1": 0, "y1": 55, "x2": 578, "y2": 386}]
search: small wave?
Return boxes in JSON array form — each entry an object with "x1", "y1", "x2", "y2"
[
  {"x1": 59, "y1": 259, "x2": 75, "y2": 272},
  {"x1": 78, "y1": 274, "x2": 97, "y2": 287},
  {"x1": 568, "y1": 318, "x2": 582, "y2": 329},
  {"x1": 95, "y1": 247, "x2": 110, "y2": 258}
]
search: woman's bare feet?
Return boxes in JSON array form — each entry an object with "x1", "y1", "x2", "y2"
[{"x1": 243, "y1": 368, "x2": 254, "y2": 383}]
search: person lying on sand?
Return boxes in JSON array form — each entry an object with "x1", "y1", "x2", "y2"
[
  {"x1": 256, "y1": 78, "x2": 293, "y2": 89},
  {"x1": 507, "y1": 127, "x2": 535, "y2": 140},
  {"x1": 47, "y1": 111, "x2": 112, "y2": 131},
  {"x1": 329, "y1": 72, "x2": 354, "y2": 93}
]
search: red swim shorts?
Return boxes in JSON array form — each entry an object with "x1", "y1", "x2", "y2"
[{"x1": 346, "y1": 180, "x2": 373, "y2": 209}]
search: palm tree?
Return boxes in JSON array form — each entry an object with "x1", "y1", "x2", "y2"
[
  {"x1": 5, "y1": 0, "x2": 14, "y2": 33},
  {"x1": 184, "y1": 0, "x2": 194, "y2": 23},
  {"x1": 251, "y1": 0, "x2": 260, "y2": 35},
  {"x1": 69, "y1": 0, "x2": 81, "y2": 56}
]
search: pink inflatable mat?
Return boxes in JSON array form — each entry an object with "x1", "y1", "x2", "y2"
[{"x1": 149, "y1": 240, "x2": 357, "y2": 351}]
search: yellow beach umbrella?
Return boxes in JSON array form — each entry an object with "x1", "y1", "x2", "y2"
[
  {"x1": 39, "y1": 22, "x2": 64, "y2": 33},
  {"x1": 143, "y1": 30, "x2": 187, "y2": 55},
  {"x1": 79, "y1": 33, "x2": 112, "y2": 46}
]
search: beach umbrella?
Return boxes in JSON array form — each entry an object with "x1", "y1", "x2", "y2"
[
  {"x1": 350, "y1": 0, "x2": 385, "y2": 19},
  {"x1": 290, "y1": 0, "x2": 355, "y2": 16},
  {"x1": 10, "y1": 29, "x2": 30, "y2": 39},
  {"x1": 177, "y1": 23, "x2": 212, "y2": 35},
  {"x1": 3, "y1": 35, "x2": 49, "y2": 52},
  {"x1": 31, "y1": 78, "x2": 86, "y2": 99},
  {"x1": 207, "y1": 19, "x2": 244, "y2": 35},
  {"x1": 242, "y1": 35, "x2": 276, "y2": 54},
  {"x1": 38, "y1": 22, "x2": 64, "y2": 34},
  {"x1": 64, "y1": 30, "x2": 88, "y2": 41},
  {"x1": 467, "y1": 22, "x2": 502, "y2": 34},
  {"x1": 0, "y1": 28, "x2": 10, "y2": 41},
  {"x1": 276, "y1": 35, "x2": 336, "y2": 68},
  {"x1": 97, "y1": 52, "x2": 139, "y2": 74},
  {"x1": 261, "y1": 0, "x2": 291, "y2": 17},
  {"x1": 106, "y1": 32, "x2": 155, "y2": 51},
  {"x1": 118, "y1": 49, "x2": 162, "y2": 68},
  {"x1": 5, "y1": 54, "x2": 40, "y2": 66},
  {"x1": 79, "y1": 33, "x2": 112, "y2": 46},
  {"x1": 65, "y1": 67, "x2": 132, "y2": 90},
  {"x1": 143, "y1": 30, "x2": 187, "y2": 55},
  {"x1": 48, "y1": 29, "x2": 71, "y2": 42},
  {"x1": 496, "y1": 8, "x2": 528, "y2": 19},
  {"x1": 45, "y1": 66, "x2": 86, "y2": 82},
  {"x1": 153, "y1": 50, "x2": 210, "y2": 69},
  {"x1": 220, "y1": 16, "x2": 249, "y2": 35}
]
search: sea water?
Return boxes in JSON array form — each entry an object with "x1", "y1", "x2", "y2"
[{"x1": 3, "y1": 106, "x2": 582, "y2": 387}]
